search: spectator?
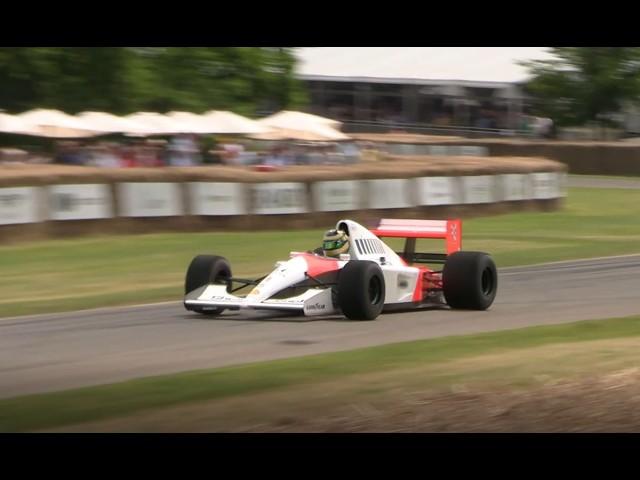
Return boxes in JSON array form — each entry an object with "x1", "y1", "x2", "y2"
[
  {"x1": 338, "y1": 142, "x2": 360, "y2": 163},
  {"x1": 91, "y1": 143, "x2": 121, "y2": 168},
  {"x1": 263, "y1": 146, "x2": 288, "y2": 166},
  {"x1": 541, "y1": 117, "x2": 555, "y2": 139},
  {"x1": 220, "y1": 143, "x2": 244, "y2": 165},
  {"x1": 135, "y1": 141, "x2": 163, "y2": 168},
  {"x1": 119, "y1": 145, "x2": 139, "y2": 168},
  {"x1": 305, "y1": 145, "x2": 325, "y2": 165},
  {"x1": 168, "y1": 134, "x2": 200, "y2": 166}
]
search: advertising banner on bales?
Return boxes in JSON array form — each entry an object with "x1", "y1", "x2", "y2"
[
  {"x1": 312, "y1": 180, "x2": 362, "y2": 212},
  {"x1": 416, "y1": 176, "x2": 457, "y2": 206},
  {"x1": 118, "y1": 182, "x2": 182, "y2": 217},
  {"x1": 531, "y1": 172, "x2": 562, "y2": 199},
  {"x1": 501, "y1": 174, "x2": 531, "y2": 201},
  {"x1": 428, "y1": 145, "x2": 449, "y2": 156},
  {"x1": 48, "y1": 184, "x2": 112, "y2": 220},
  {"x1": 367, "y1": 179, "x2": 413, "y2": 209},
  {"x1": 462, "y1": 176, "x2": 494, "y2": 204},
  {"x1": 459, "y1": 146, "x2": 489, "y2": 157},
  {"x1": 560, "y1": 172, "x2": 568, "y2": 197},
  {"x1": 0, "y1": 187, "x2": 39, "y2": 225},
  {"x1": 189, "y1": 183, "x2": 247, "y2": 216},
  {"x1": 251, "y1": 183, "x2": 308, "y2": 214}
]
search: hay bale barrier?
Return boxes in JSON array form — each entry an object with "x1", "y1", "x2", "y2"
[
  {"x1": 351, "y1": 133, "x2": 640, "y2": 176},
  {"x1": 0, "y1": 156, "x2": 566, "y2": 243}
]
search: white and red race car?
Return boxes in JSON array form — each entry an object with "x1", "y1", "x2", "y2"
[{"x1": 184, "y1": 218, "x2": 497, "y2": 320}]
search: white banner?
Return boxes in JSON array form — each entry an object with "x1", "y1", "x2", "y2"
[
  {"x1": 312, "y1": 180, "x2": 361, "y2": 212},
  {"x1": 428, "y1": 145, "x2": 449, "y2": 156},
  {"x1": 416, "y1": 176, "x2": 457, "y2": 206},
  {"x1": 531, "y1": 172, "x2": 561, "y2": 199},
  {"x1": 459, "y1": 146, "x2": 489, "y2": 157},
  {"x1": 0, "y1": 187, "x2": 39, "y2": 225},
  {"x1": 501, "y1": 174, "x2": 530, "y2": 201},
  {"x1": 251, "y1": 183, "x2": 307, "y2": 214},
  {"x1": 118, "y1": 182, "x2": 182, "y2": 217},
  {"x1": 462, "y1": 176, "x2": 494, "y2": 204},
  {"x1": 48, "y1": 184, "x2": 112, "y2": 220},
  {"x1": 445, "y1": 145, "x2": 462, "y2": 156},
  {"x1": 559, "y1": 171, "x2": 568, "y2": 197},
  {"x1": 367, "y1": 179, "x2": 413, "y2": 209},
  {"x1": 387, "y1": 144, "x2": 415, "y2": 155},
  {"x1": 189, "y1": 182, "x2": 246, "y2": 216}
]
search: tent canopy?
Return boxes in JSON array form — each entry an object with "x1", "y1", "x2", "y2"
[
  {"x1": 259, "y1": 110, "x2": 342, "y2": 129},
  {"x1": 77, "y1": 111, "x2": 153, "y2": 135},
  {"x1": 124, "y1": 112, "x2": 183, "y2": 136},
  {"x1": 166, "y1": 111, "x2": 216, "y2": 134},
  {"x1": 201, "y1": 110, "x2": 270, "y2": 134},
  {"x1": 255, "y1": 110, "x2": 348, "y2": 141},
  {"x1": 17, "y1": 109, "x2": 99, "y2": 138},
  {"x1": 2, "y1": 109, "x2": 346, "y2": 140},
  {"x1": 0, "y1": 113, "x2": 37, "y2": 135}
]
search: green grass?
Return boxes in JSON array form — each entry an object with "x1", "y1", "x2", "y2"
[
  {"x1": 2, "y1": 187, "x2": 640, "y2": 318},
  {"x1": 2, "y1": 314, "x2": 640, "y2": 432}
]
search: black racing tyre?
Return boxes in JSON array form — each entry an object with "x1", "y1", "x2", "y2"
[
  {"x1": 185, "y1": 255, "x2": 232, "y2": 315},
  {"x1": 337, "y1": 260, "x2": 386, "y2": 320},
  {"x1": 442, "y1": 251, "x2": 497, "y2": 310}
]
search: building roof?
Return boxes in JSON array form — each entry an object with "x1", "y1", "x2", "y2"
[{"x1": 295, "y1": 47, "x2": 555, "y2": 86}]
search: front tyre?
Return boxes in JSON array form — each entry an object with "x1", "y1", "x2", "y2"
[
  {"x1": 337, "y1": 261, "x2": 386, "y2": 320},
  {"x1": 184, "y1": 255, "x2": 232, "y2": 316}
]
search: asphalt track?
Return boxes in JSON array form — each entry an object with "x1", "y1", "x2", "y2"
[{"x1": 2, "y1": 254, "x2": 640, "y2": 399}]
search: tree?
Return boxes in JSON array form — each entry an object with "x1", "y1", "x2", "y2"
[
  {"x1": 521, "y1": 47, "x2": 640, "y2": 127},
  {"x1": 0, "y1": 47, "x2": 308, "y2": 116}
]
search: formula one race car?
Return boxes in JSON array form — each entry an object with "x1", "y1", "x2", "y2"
[{"x1": 184, "y1": 218, "x2": 498, "y2": 320}]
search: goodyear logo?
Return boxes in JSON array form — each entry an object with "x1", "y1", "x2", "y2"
[{"x1": 304, "y1": 302, "x2": 326, "y2": 311}]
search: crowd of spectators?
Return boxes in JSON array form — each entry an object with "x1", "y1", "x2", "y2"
[{"x1": 50, "y1": 135, "x2": 362, "y2": 168}]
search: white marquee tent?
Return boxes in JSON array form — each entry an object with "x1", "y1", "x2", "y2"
[
  {"x1": 17, "y1": 109, "x2": 99, "y2": 138},
  {"x1": 1, "y1": 109, "x2": 347, "y2": 141},
  {"x1": 254, "y1": 110, "x2": 348, "y2": 141},
  {"x1": 76, "y1": 111, "x2": 152, "y2": 135},
  {"x1": 0, "y1": 113, "x2": 37, "y2": 135},
  {"x1": 124, "y1": 112, "x2": 184, "y2": 136},
  {"x1": 201, "y1": 110, "x2": 270, "y2": 134}
]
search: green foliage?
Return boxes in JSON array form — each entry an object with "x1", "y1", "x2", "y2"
[
  {"x1": 0, "y1": 47, "x2": 308, "y2": 116},
  {"x1": 522, "y1": 47, "x2": 640, "y2": 126}
]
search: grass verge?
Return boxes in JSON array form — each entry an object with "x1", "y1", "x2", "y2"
[{"x1": 2, "y1": 314, "x2": 640, "y2": 432}]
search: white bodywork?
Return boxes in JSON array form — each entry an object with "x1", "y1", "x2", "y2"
[{"x1": 184, "y1": 219, "x2": 423, "y2": 315}]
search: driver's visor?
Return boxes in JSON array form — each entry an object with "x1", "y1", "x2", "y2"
[{"x1": 323, "y1": 239, "x2": 345, "y2": 251}]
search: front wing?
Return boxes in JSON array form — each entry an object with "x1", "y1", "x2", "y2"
[{"x1": 184, "y1": 284, "x2": 338, "y2": 316}]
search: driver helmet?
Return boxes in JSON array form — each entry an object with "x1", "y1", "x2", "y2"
[{"x1": 322, "y1": 229, "x2": 350, "y2": 257}]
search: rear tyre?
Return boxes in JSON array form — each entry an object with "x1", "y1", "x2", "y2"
[
  {"x1": 337, "y1": 261, "x2": 386, "y2": 320},
  {"x1": 184, "y1": 255, "x2": 232, "y2": 316},
  {"x1": 443, "y1": 251, "x2": 497, "y2": 310}
]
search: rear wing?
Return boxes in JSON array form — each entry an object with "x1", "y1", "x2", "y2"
[{"x1": 371, "y1": 218, "x2": 462, "y2": 264}]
